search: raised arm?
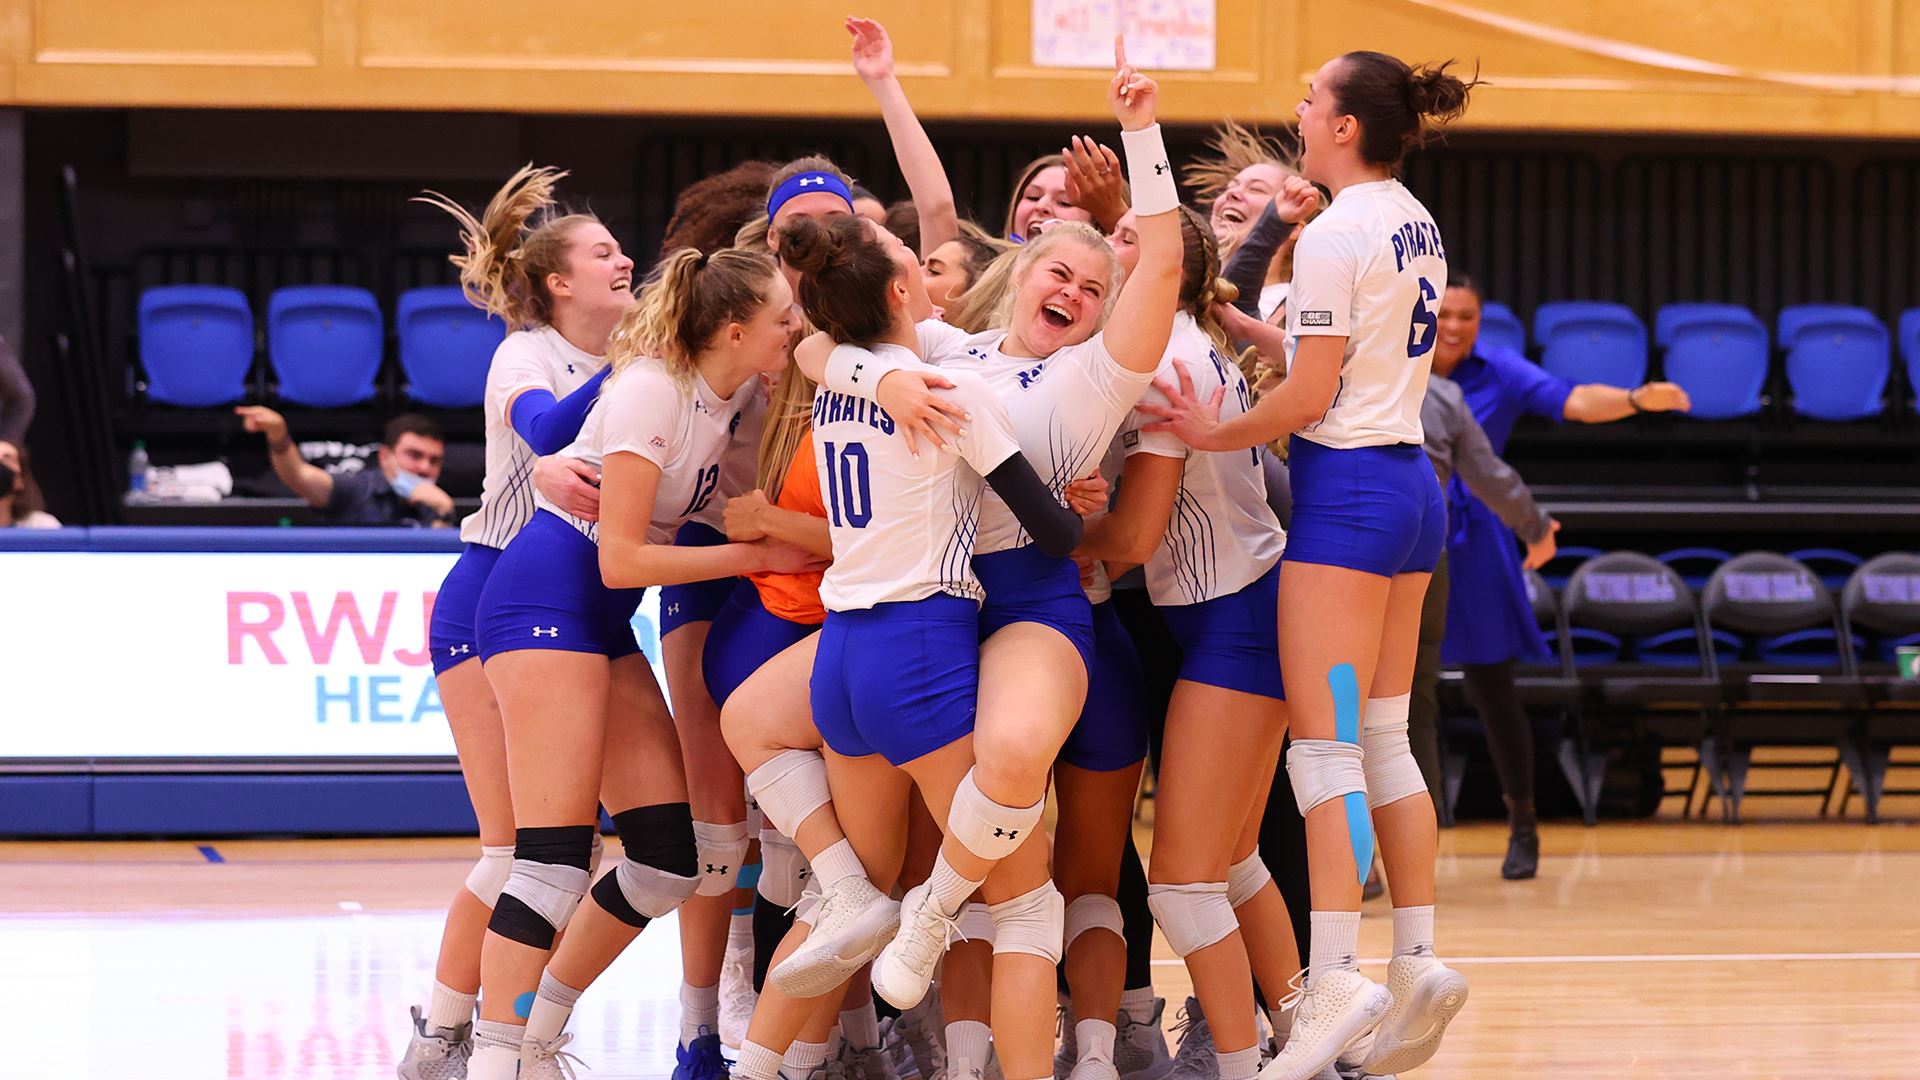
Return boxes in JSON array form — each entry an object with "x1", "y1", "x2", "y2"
[
  {"x1": 1220, "y1": 177, "x2": 1318, "y2": 320},
  {"x1": 1101, "y1": 38, "x2": 1183, "y2": 375},
  {"x1": 1563, "y1": 381, "x2": 1691, "y2": 423},
  {"x1": 848, "y1": 17, "x2": 958, "y2": 258},
  {"x1": 236, "y1": 406, "x2": 334, "y2": 508}
]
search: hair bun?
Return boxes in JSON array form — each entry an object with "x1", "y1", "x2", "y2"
[
  {"x1": 1406, "y1": 61, "x2": 1475, "y2": 123},
  {"x1": 1212, "y1": 278, "x2": 1241, "y2": 306},
  {"x1": 776, "y1": 215, "x2": 849, "y2": 276}
]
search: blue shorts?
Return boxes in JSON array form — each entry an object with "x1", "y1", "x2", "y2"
[
  {"x1": 476, "y1": 510, "x2": 645, "y2": 661},
  {"x1": 1059, "y1": 601, "x2": 1152, "y2": 771},
  {"x1": 703, "y1": 580, "x2": 821, "y2": 708},
  {"x1": 974, "y1": 544, "x2": 1096, "y2": 673},
  {"x1": 812, "y1": 593, "x2": 981, "y2": 766},
  {"x1": 661, "y1": 522, "x2": 740, "y2": 637},
  {"x1": 430, "y1": 543, "x2": 502, "y2": 674},
  {"x1": 1159, "y1": 561, "x2": 1287, "y2": 701},
  {"x1": 1282, "y1": 437, "x2": 1446, "y2": 578}
]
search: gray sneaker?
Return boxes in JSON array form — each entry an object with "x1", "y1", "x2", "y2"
[
  {"x1": 1114, "y1": 998, "x2": 1173, "y2": 1080},
  {"x1": 838, "y1": 1042, "x2": 898, "y2": 1080},
  {"x1": 881, "y1": 1017, "x2": 925, "y2": 1080},
  {"x1": 1053, "y1": 994, "x2": 1077, "y2": 1080},
  {"x1": 520, "y1": 1032, "x2": 587, "y2": 1080},
  {"x1": 397, "y1": 1006, "x2": 470, "y2": 1080},
  {"x1": 895, "y1": 995, "x2": 947, "y2": 1080},
  {"x1": 1167, "y1": 998, "x2": 1216, "y2": 1080}
]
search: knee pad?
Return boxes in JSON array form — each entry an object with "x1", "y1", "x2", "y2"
[
  {"x1": 591, "y1": 804, "x2": 700, "y2": 928},
  {"x1": 1063, "y1": 894, "x2": 1124, "y2": 951},
  {"x1": 464, "y1": 844, "x2": 514, "y2": 907},
  {"x1": 489, "y1": 825, "x2": 596, "y2": 949},
  {"x1": 693, "y1": 820, "x2": 753, "y2": 897},
  {"x1": 957, "y1": 901, "x2": 996, "y2": 947},
  {"x1": 1145, "y1": 881, "x2": 1237, "y2": 958},
  {"x1": 1361, "y1": 694, "x2": 1426, "y2": 809},
  {"x1": 988, "y1": 883, "x2": 1065, "y2": 962},
  {"x1": 946, "y1": 768, "x2": 1044, "y2": 863},
  {"x1": 757, "y1": 828, "x2": 809, "y2": 908},
  {"x1": 1226, "y1": 853, "x2": 1272, "y2": 909},
  {"x1": 746, "y1": 749, "x2": 832, "y2": 838},
  {"x1": 1284, "y1": 739, "x2": 1367, "y2": 816}
]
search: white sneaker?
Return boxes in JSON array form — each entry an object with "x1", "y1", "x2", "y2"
[
  {"x1": 720, "y1": 939, "x2": 758, "y2": 1049},
  {"x1": 1358, "y1": 955, "x2": 1466, "y2": 1076},
  {"x1": 1114, "y1": 998, "x2": 1174, "y2": 1080},
  {"x1": 1166, "y1": 997, "x2": 1215, "y2": 1080},
  {"x1": 396, "y1": 1005, "x2": 470, "y2": 1080},
  {"x1": 1256, "y1": 971, "x2": 1390, "y2": 1080},
  {"x1": 770, "y1": 876, "x2": 901, "y2": 999},
  {"x1": 519, "y1": 1032, "x2": 587, "y2": 1080},
  {"x1": 1067, "y1": 1058, "x2": 1119, "y2": 1080},
  {"x1": 871, "y1": 882, "x2": 960, "y2": 1010}
]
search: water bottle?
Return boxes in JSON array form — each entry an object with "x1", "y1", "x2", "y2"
[{"x1": 128, "y1": 440, "x2": 151, "y2": 500}]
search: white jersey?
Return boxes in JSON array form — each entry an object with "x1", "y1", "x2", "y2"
[
  {"x1": 537, "y1": 357, "x2": 754, "y2": 546},
  {"x1": 1122, "y1": 312, "x2": 1286, "y2": 605},
  {"x1": 811, "y1": 344, "x2": 1023, "y2": 612},
  {"x1": 1287, "y1": 178, "x2": 1446, "y2": 448},
  {"x1": 689, "y1": 381, "x2": 768, "y2": 532},
  {"x1": 460, "y1": 326, "x2": 606, "y2": 548},
  {"x1": 1080, "y1": 435, "x2": 1130, "y2": 605}
]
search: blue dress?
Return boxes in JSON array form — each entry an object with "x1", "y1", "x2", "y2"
[{"x1": 1440, "y1": 345, "x2": 1574, "y2": 666}]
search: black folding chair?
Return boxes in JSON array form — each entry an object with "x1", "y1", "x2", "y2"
[{"x1": 1838, "y1": 553, "x2": 1920, "y2": 822}]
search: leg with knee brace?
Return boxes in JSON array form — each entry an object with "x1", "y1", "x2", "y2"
[
  {"x1": 1225, "y1": 853, "x2": 1272, "y2": 909},
  {"x1": 1287, "y1": 661, "x2": 1375, "y2": 883},
  {"x1": 693, "y1": 820, "x2": 752, "y2": 897},
  {"x1": 745, "y1": 749, "x2": 831, "y2": 839},
  {"x1": 489, "y1": 825, "x2": 597, "y2": 948},
  {"x1": 1145, "y1": 881, "x2": 1237, "y2": 957},
  {"x1": 1360, "y1": 694, "x2": 1426, "y2": 809},
  {"x1": 1063, "y1": 894, "x2": 1124, "y2": 952},
  {"x1": 947, "y1": 768, "x2": 1044, "y2": 862},
  {"x1": 988, "y1": 883, "x2": 1066, "y2": 962},
  {"x1": 756, "y1": 828, "x2": 809, "y2": 908},
  {"x1": 590, "y1": 803, "x2": 701, "y2": 929},
  {"x1": 464, "y1": 844, "x2": 515, "y2": 907}
]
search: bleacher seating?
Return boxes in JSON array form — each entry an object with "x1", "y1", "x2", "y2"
[
  {"x1": 1899, "y1": 308, "x2": 1920, "y2": 412},
  {"x1": 1539, "y1": 544, "x2": 1602, "y2": 590},
  {"x1": 137, "y1": 285, "x2": 255, "y2": 407},
  {"x1": 1788, "y1": 547, "x2": 1865, "y2": 590},
  {"x1": 267, "y1": 286, "x2": 384, "y2": 408},
  {"x1": 1654, "y1": 303, "x2": 1768, "y2": 420},
  {"x1": 1533, "y1": 301, "x2": 1647, "y2": 388},
  {"x1": 1478, "y1": 301, "x2": 1527, "y2": 356},
  {"x1": 1838, "y1": 554, "x2": 1920, "y2": 821},
  {"x1": 397, "y1": 286, "x2": 506, "y2": 409},
  {"x1": 1777, "y1": 304, "x2": 1890, "y2": 421},
  {"x1": 1655, "y1": 546, "x2": 1732, "y2": 591}
]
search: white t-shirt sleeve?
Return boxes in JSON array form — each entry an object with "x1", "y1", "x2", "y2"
[
  {"x1": 916, "y1": 319, "x2": 975, "y2": 364},
  {"x1": 484, "y1": 334, "x2": 557, "y2": 418},
  {"x1": 596, "y1": 366, "x2": 683, "y2": 469},
  {"x1": 943, "y1": 371, "x2": 1022, "y2": 477},
  {"x1": 1067, "y1": 332, "x2": 1157, "y2": 414},
  {"x1": 821, "y1": 342, "x2": 910, "y2": 399},
  {"x1": 1288, "y1": 219, "x2": 1368, "y2": 338},
  {"x1": 1122, "y1": 376, "x2": 1189, "y2": 459}
]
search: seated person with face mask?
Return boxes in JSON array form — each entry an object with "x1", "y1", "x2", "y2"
[
  {"x1": 236, "y1": 408, "x2": 455, "y2": 527},
  {"x1": 0, "y1": 439, "x2": 57, "y2": 528}
]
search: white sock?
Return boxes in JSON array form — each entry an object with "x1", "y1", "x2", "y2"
[
  {"x1": 841, "y1": 1001, "x2": 881, "y2": 1051},
  {"x1": 1119, "y1": 987, "x2": 1156, "y2": 1026},
  {"x1": 1075, "y1": 1018, "x2": 1116, "y2": 1065},
  {"x1": 782, "y1": 1038, "x2": 830, "y2": 1079},
  {"x1": 946, "y1": 1019, "x2": 991, "y2": 1075},
  {"x1": 1308, "y1": 910, "x2": 1362, "y2": 980},
  {"x1": 680, "y1": 981, "x2": 720, "y2": 1047},
  {"x1": 927, "y1": 853, "x2": 983, "y2": 917},
  {"x1": 729, "y1": 909, "x2": 755, "y2": 949},
  {"x1": 812, "y1": 839, "x2": 868, "y2": 890},
  {"x1": 1267, "y1": 1002, "x2": 1295, "y2": 1048},
  {"x1": 425, "y1": 980, "x2": 478, "y2": 1032},
  {"x1": 1215, "y1": 1045, "x2": 1260, "y2": 1080},
  {"x1": 469, "y1": 1020, "x2": 524, "y2": 1080},
  {"x1": 735, "y1": 1040, "x2": 784, "y2": 1080},
  {"x1": 1392, "y1": 904, "x2": 1435, "y2": 958},
  {"x1": 526, "y1": 971, "x2": 583, "y2": 1044}
]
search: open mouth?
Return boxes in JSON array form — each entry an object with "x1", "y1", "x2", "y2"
[
  {"x1": 1218, "y1": 206, "x2": 1247, "y2": 225},
  {"x1": 1041, "y1": 303, "x2": 1074, "y2": 330},
  {"x1": 612, "y1": 278, "x2": 632, "y2": 293}
]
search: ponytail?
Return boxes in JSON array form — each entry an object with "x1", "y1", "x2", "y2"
[
  {"x1": 415, "y1": 163, "x2": 599, "y2": 328},
  {"x1": 607, "y1": 247, "x2": 780, "y2": 383},
  {"x1": 1332, "y1": 52, "x2": 1481, "y2": 169}
]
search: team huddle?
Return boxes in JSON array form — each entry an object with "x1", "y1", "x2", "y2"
[{"x1": 401, "y1": 21, "x2": 1479, "y2": 1080}]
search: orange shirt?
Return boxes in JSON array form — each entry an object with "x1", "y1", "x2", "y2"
[{"x1": 749, "y1": 436, "x2": 828, "y2": 625}]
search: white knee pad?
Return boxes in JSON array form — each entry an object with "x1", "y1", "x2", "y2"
[
  {"x1": 1145, "y1": 881, "x2": 1237, "y2": 958},
  {"x1": 746, "y1": 749, "x2": 832, "y2": 838},
  {"x1": 1285, "y1": 739, "x2": 1367, "y2": 815},
  {"x1": 757, "y1": 829, "x2": 809, "y2": 908},
  {"x1": 947, "y1": 769, "x2": 1044, "y2": 863},
  {"x1": 499, "y1": 860, "x2": 591, "y2": 937},
  {"x1": 464, "y1": 844, "x2": 514, "y2": 907},
  {"x1": 693, "y1": 820, "x2": 753, "y2": 897},
  {"x1": 988, "y1": 883, "x2": 1066, "y2": 962},
  {"x1": 1361, "y1": 695, "x2": 1426, "y2": 809},
  {"x1": 1063, "y1": 894, "x2": 1124, "y2": 951},
  {"x1": 607, "y1": 856, "x2": 701, "y2": 920},
  {"x1": 958, "y1": 901, "x2": 997, "y2": 946},
  {"x1": 1226, "y1": 853, "x2": 1272, "y2": 909}
]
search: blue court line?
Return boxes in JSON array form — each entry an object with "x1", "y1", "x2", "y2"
[
  {"x1": 1328, "y1": 663, "x2": 1375, "y2": 886},
  {"x1": 196, "y1": 845, "x2": 225, "y2": 864}
]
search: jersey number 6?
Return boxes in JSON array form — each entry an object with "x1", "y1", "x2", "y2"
[
  {"x1": 1406, "y1": 276, "x2": 1438, "y2": 359},
  {"x1": 823, "y1": 441, "x2": 874, "y2": 529}
]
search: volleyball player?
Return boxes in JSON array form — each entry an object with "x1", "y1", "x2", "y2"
[
  {"x1": 396, "y1": 165, "x2": 631, "y2": 1079},
  {"x1": 1139, "y1": 52, "x2": 1480, "y2": 1080}
]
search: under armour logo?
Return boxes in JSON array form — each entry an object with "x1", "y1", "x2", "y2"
[
  {"x1": 1153, "y1": 162, "x2": 1168, "y2": 176},
  {"x1": 851, "y1": 362, "x2": 865, "y2": 384},
  {"x1": 993, "y1": 827, "x2": 1020, "y2": 839},
  {"x1": 796, "y1": 868, "x2": 811, "y2": 880},
  {"x1": 566, "y1": 363, "x2": 576, "y2": 374},
  {"x1": 706, "y1": 863, "x2": 731, "y2": 875},
  {"x1": 799, "y1": 176, "x2": 827, "y2": 188},
  {"x1": 667, "y1": 602, "x2": 682, "y2": 617},
  {"x1": 532, "y1": 626, "x2": 559, "y2": 638},
  {"x1": 449, "y1": 644, "x2": 472, "y2": 656}
]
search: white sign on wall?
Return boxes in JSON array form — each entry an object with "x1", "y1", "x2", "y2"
[{"x1": 1032, "y1": 0, "x2": 1216, "y2": 72}]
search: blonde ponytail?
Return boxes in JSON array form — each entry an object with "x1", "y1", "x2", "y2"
[
  {"x1": 415, "y1": 163, "x2": 598, "y2": 328},
  {"x1": 607, "y1": 247, "x2": 781, "y2": 384}
]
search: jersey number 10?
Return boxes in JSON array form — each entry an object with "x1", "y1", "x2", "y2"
[{"x1": 823, "y1": 441, "x2": 873, "y2": 529}]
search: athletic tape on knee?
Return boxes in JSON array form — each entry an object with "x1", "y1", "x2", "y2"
[
  {"x1": 756, "y1": 829, "x2": 809, "y2": 908},
  {"x1": 946, "y1": 768, "x2": 1044, "y2": 863},
  {"x1": 1145, "y1": 881, "x2": 1237, "y2": 957},
  {"x1": 1226, "y1": 853, "x2": 1272, "y2": 909},
  {"x1": 746, "y1": 749, "x2": 832, "y2": 838},
  {"x1": 1063, "y1": 894, "x2": 1125, "y2": 950},
  {"x1": 464, "y1": 844, "x2": 514, "y2": 907},
  {"x1": 1292, "y1": 660, "x2": 1376, "y2": 885},
  {"x1": 489, "y1": 825, "x2": 596, "y2": 948},
  {"x1": 693, "y1": 820, "x2": 753, "y2": 897},
  {"x1": 988, "y1": 883, "x2": 1066, "y2": 961},
  {"x1": 958, "y1": 902, "x2": 997, "y2": 946},
  {"x1": 591, "y1": 804, "x2": 700, "y2": 928},
  {"x1": 587, "y1": 830, "x2": 606, "y2": 879},
  {"x1": 1361, "y1": 694, "x2": 1426, "y2": 809}
]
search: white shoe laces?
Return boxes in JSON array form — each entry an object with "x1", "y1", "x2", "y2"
[
  {"x1": 896, "y1": 895, "x2": 964, "y2": 973},
  {"x1": 526, "y1": 1032, "x2": 588, "y2": 1079}
]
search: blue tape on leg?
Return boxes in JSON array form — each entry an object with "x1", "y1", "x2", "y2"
[
  {"x1": 737, "y1": 861, "x2": 763, "y2": 892},
  {"x1": 1328, "y1": 663, "x2": 1376, "y2": 886},
  {"x1": 513, "y1": 990, "x2": 536, "y2": 1019}
]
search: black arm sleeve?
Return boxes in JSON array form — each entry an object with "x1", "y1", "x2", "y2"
[
  {"x1": 985, "y1": 456, "x2": 1084, "y2": 559},
  {"x1": 1222, "y1": 199, "x2": 1291, "y2": 318}
]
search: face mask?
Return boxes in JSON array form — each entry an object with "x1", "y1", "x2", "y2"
[
  {"x1": 0, "y1": 462, "x2": 16, "y2": 498},
  {"x1": 389, "y1": 469, "x2": 427, "y2": 498}
]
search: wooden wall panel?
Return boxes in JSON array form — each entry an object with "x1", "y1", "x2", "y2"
[{"x1": 30, "y1": 0, "x2": 322, "y2": 66}]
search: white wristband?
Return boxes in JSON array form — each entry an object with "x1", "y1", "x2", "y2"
[{"x1": 1121, "y1": 123, "x2": 1178, "y2": 217}]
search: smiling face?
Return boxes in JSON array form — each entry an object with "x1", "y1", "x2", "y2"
[
  {"x1": 1209, "y1": 162, "x2": 1287, "y2": 248},
  {"x1": 1294, "y1": 57, "x2": 1351, "y2": 187},
  {"x1": 1011, "y1": 164, "x2": 1093, "y2": 240},
  {"x1": 545, "y1": 222, "x2": 636, "y2": 326},
  {"x1": 1007, "y1": 234, "x2": 1114, "y2": 357},
  {"x1": 1434, "y1": 285, "x2": 1482, "y2": 374}
]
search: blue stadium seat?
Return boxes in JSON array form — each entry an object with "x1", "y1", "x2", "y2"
[
  {"x1": 1776, "y1": 304, "x2": 1889, "y2": 421},
  {"x1": 1656, "y1": 547, "x2": 1733, "y2": 592},
  {"x1": 267, "y1": 286, "x2": 384, "y2": 408},
  {"x1": 1633, "y1": 627, "x2": 1741, "y2": 668},
  {"x1": 1478, "y1": 301, "x2": 1527, "y2": 356},
  {"x1": 1787, "y1": 547, "x2": 1864, "y2": 591},
  {"x1": 1654, "y1": 303, "x2": 1767, "y2": 419},
  {"x1": 397, "y1": 286, "x2": 507, "y2": 408},
  {"x1": 137, "y1": 285, "x2": 255, "y2": 407},
  {"x1": 1533, "y1": 301, "x2": 1647, "y2": 388},
  {"x1": 1899, "y1": 308, "x2": 1920, "y2": 411}
]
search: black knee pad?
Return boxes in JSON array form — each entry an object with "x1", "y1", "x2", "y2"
[{"x1": 610, "y1": 802, "x2": 698, "y2": 876}]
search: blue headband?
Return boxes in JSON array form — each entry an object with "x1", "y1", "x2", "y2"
[{"x1": 767, "y1": 172, "x2": 855, "y2": 221}]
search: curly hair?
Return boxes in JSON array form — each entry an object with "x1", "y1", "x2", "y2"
[{"x1": 660, "y1": 161, "x2": 779, "y2": 257}]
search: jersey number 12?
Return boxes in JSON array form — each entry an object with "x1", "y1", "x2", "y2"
[{"x1": 823, "y1": 441, "x2": 873, "y2": 529}]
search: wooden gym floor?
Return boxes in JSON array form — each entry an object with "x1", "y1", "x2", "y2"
[{"x1": 4, "y1": 818, "x2": 1918, "y2": 1080}]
